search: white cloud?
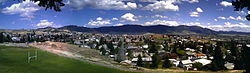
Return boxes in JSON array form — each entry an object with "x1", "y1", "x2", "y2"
[
  {"x1": 139, "y1": 0, "x2": 157, "y2": 2},
  {"x1": 140, "y1": 0, "x2": 199, "y2": 3},
  {"x1": 68, "y1": 0, "x2": 200, "y2": 11},
  {"x1": 151, "y1": 14, "x2": 168, "y2": 18},
  {"x1": 190, "y1": 12, "x2": 199, "y2": 17},
  {"x1": 114, "y1": 23, "x2": 124, "y2": 26},
  {"x1": 69, "y1": 0, "x2": 137, "y2": 10},
  {"x1": 87, "y1": 17, "x2": 111, "y2": 27},
  {"x1": 1, "y1": 0, "x2": 40, "y2": 20},
  {"x1": 217, "y1": 16, "x2": 246, "y2": 21},
  {"x1": 121, "y1": 13, "x2": 137, "y2": 21},
  {"x1": 143, "y1": 1, "x2": 179, "y2": 11},
  {"x1": 143, "y1": 20, "x2": 179, "y2": 26},
  {"x1": 112, "y1": 18, "x2": 119, "y2": 21},
  {"x1": 181, "y1": 22, "x2": 250, "y2": 32},
  {"x1": 220, "y1": 1, "x2": 232, "y2": 7},
  {"x1": 236, "y1": 11, "x2": 247, "y2": 15},
  {"x1": 228, "y1": 16, "x2": 235, "y2": 20},
  {"x1": 34, "y1": 20, "x2": 61, "y2": 28},
  {"x1": 182, "y1": 0, "x2": 199, "y2": 3},
  {"x1": 127, "y1": 2, "x2": 137, "y2": 9},
  {"x1": 205, "y1": 22, "x2": 250, "y2": 32},
  {"x1": 141, "y1": 20, "x2": 250, "y2": 32},
  {"x1": 236, "y1": 16, "x2": 247, "y2": 21},
  {"x1": 189, "y1": 7, "x2": 203, "y2": 17},
  {"x1": 196, "y1": 7, "x2": 203, "y2": 12},
  {"x1": 214, "y1": 19, "x2": 218, "y2": 21},
  {"x1": 96, "y1": 17, "x2": 103, "y2": 21},
  {"x1": 218, "y1": 16, "x2": 226, "y2": 20}
]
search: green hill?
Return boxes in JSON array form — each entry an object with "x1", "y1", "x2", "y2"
[{"x1": 0, "y1": 46, "x2": 138, "y2": 73}]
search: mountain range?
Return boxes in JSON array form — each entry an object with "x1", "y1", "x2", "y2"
[{"x1": 54, "y1": 25, "x2": 250, "y2": 35}]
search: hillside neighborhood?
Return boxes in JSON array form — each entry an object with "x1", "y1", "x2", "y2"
[{"x1": 1, "y1": 29, "x2": 249, "y2": 71}]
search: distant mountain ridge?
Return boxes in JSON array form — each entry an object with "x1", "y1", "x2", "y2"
[{"x1": 57, "y1": 25, "x2": 250, "y2": 35}]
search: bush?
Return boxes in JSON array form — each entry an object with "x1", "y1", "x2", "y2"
[
  {"x1": 162, "y1": 59, "x2": 172, "y2": 68},
  {"x1": 177, "y1": 50, "x2": 186, "y2": 56},
  {"x1": 193, "y1": 62, "x2": 203, "y2": 70}
]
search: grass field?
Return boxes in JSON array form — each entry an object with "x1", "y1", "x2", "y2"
[{"x1": 0, "y1": 46, "x2": 138, "y2": 73}]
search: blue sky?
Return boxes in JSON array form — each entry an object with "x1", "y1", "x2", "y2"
[{"x1": 0, "y1": 0, "x2": 249, "y2": 32}]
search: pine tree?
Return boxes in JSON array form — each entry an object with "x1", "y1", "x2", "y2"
[
  {"x1": 0, "y1": 32, "x2": 3, "y2": 43},
  {"x1": 100, "y1": 47, "x2": 106, "y2": 55},
  {"x1": 107, "y1": 42, "x2": 115, "y2": 55},
  {"x1": 229, "y1": 41, "x2": 243, "y2": 69},
  {"x1": 137, "y1": 54, "x2": 143, "y2": 67},
  {"x1": 149, "y1": 43, "x2": 158, "y2": 53},
  {"x1": 151, "y1": 53, "x2": 160, "y2": 68},
  {"x1": 116, "y1": 42, "x2": 126, "y2": 62},
  {"x1": 211, "y1": 42, "x2": 225, "y2": 71},
  {"x1": 162, "y1": 57, "x2": 172, "y2": 68},
  {"x1": 242, "y1": 44, "x2": 250, "y2": 73}
]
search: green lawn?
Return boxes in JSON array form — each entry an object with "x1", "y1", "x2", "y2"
[{"x1": 0, "y1": 46, "x2": 138, "y2": 73}]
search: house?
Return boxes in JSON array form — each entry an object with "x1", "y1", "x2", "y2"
[
  {"x1": 74, "y1": 40, "x2": 84, "y2": 45},
  {"x1": 193, "y1": 53, "x2": 207, "y2": 59},
  {"x1": 169, "y1": 59, "x2": 180, "y2": 67},
  {"x1": 131, "y1": 57, "x2": 152, "y2": 65},
  {"x1": 11, "y1": 37, "x2": 21, "y2": 42},
  {"x1": 179, "y1": 60, "x2": 193, "y2": 70},
  {"x1": 193, "y1": 59, "x2": 212, "y2": 66},
  {"x1": 142, "y1": 45, "x2": 149, "y2": 49},
  {"x1": 159, "y1": 52, "x2": 178, "y2": 59},
  {"x1": 224, "y1": 62, "x2": 235, "y2": 70},
  {"x1": 131, "y1": 57, "x2": 152, "y2": 62}
]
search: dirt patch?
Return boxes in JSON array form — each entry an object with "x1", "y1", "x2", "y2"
[{"x1": 29, "y1": 41, "x2": 141, "y2": 72}]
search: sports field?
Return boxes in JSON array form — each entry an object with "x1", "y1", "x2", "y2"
[{"x1": 0, "y1": 46, "x2": 138, "y2": 73}]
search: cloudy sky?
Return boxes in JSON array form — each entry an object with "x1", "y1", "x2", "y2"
[{"x1": 0, "y1": 0, "x2": 249, "y2": 32}]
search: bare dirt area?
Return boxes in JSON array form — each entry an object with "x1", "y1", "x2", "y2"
[{"x1": 29, "y1": 41, "x2": 141, "y2": 72}]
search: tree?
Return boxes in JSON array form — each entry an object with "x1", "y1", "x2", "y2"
[
  {"x1": 100, "y1": 47, "x2": 106, "y2": 55},
  {"x1": 4, "y1": 35, "x2": 11, "y2": 42},
  {"x1": 177, "y1": 50, "x2": 186, "y2": 56},
  {"x1": 232, "y1": 0, "x2": 250, "y2": 20},
  {"x1": 162, "y1": 57, "x2": 172, "y2": 68},
  {"x1": 229, "y1": 41, "x2": 243, "y2": 69},
  {"x1": 107, "y1": 42, "x2": 115, "y2": 55},
  {"x1": 17, "y1": 0, "x2": 65, "y2": 12},
  {"x1": 151, "y1": 53, "x2": 161, "y2": 68},
  {"x1": 149, "y1": 43, "x2": 158, "y2": 53},
  {"x1": 242, "y1": 44, "x2": 250, "y2": 73},
  {"x1": 193, "y1": 62, "x2": 203, "y2": 70},
  {"x1": 202, "y1": 44, "x2": 208, "y2": 54},
  {"x1": 116, "y1": 42, "x2": 127, "y2": 62},
  {"x1": 163, "y1": 43, "x2": 170, "y2": 52},
  {"x1": 127, "y1": 51, "x2": 133, "y2": 59},
  {"x1": 0, "y1": 32, "x2": 3, "y2": 43},
  {"x1": 99, "y1": 37, "x2": 106, "y2": 45},
  {"x1": 137, "y1": 54, "x2": 143, "y2": 67},
  {"x1": 211, "y1": 42, "x2": 225, "y2": 71}
]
